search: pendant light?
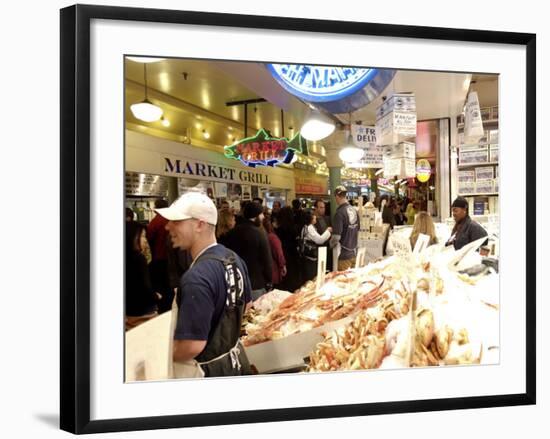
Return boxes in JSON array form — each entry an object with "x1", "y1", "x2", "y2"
[
  {"x1": 300, "y1": 108, "x2": 335, "y2": 141},
  {"x1": 339, "y1": 113, "x2": 364, "y2": 163},
  {"x1": 130, "y1": 64, "x2": 163, "y2": 122},
  {"x1": 126, "y1": 56, "x2": 165, "y2": 63}
]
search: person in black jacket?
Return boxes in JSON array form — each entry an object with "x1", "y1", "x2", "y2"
[
  {"x1": 125, "y1": 221, "x2": 158, "y2": 330},
  {"x1": 223, "y1": 202, "x2": 272, "y2": 300},
  {"x1": 274, "y1": 206, "x2": 303, "y2": 292},
  {"x1": 380, "y1": 195, "x2": 396, "y2": 229},
  {"x1": 445, "y1": 197, "x2": 488, "y2": 250}
]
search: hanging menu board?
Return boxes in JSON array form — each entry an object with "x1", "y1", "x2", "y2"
[{"x1": 125, "y1": 172, "x2": 169, "y2": 197}]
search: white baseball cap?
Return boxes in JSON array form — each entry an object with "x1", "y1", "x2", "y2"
[{"x1": 155, "y1": 191, "x2": 218, "y2": 225}]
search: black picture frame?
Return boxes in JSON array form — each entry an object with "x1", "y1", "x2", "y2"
[{"x1": 60, "y1": 4, "x2": 536, "y2": 434}]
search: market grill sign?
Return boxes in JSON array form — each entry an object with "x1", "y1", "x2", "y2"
[
  {"x1": 163, "y1": 156, "x2": 272, "y2": 185},
  {"x1": 224, "y1": 128, "x2": 305, "y2": 168}
]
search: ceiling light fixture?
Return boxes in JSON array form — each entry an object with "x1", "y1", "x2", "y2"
[
  {"x1": 126, "y1": 56, "x2": 165, "y2": 63},
  {"x1": 300, "y1": 108, "x2": 335, "y2": 141},
  {"x1": 338, "y1": 113, "x2": 364, "y2": 163},
  {"x1": 130, "y1": 64, "x2": 163, "y2": 122},
  {"x1": 202, "y1": 130, "x2": 210, "y2": 139}
]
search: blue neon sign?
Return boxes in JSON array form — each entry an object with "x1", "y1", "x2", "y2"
[
  {"x1": 267, "y1": 64, "x2": 377, "y2": 102},
  {"x1": 266, "y1": 64, "x2": 395, "y2": 113}
]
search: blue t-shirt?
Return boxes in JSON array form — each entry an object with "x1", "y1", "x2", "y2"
[{"x1": 174, "y1": 244, "x2": 252, "y2": 341}]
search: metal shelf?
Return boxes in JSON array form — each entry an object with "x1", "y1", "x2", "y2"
[
  {"x1": 458, "y1": 144, "x2": 499, "y2": 150},
  {"x1": 459, "y1": 193, "x2": 499, "y2": 197},
  {"x1": 457, "y1": 119, "x2": 499, "y2": 128},
  {"x1": 458, "y1": 162, "x2": 499, "y2": 168}
]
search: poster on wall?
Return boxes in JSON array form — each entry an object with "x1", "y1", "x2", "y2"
[
  {"x1": 213, "y1": 182, "x2": 228, "y2": 199},
  {"x1": 241, "y1": 184, "x2": 252, "y2": 201},
  {"x1": 178, "y1": 179, "x2": 214, "y2": 199},
  {"x1": 227, "y1": 183, "x2": 242, "y2": 200}
]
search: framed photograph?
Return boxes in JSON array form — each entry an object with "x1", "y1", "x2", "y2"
[{"x1": 60, "y1": 4, "x2": 536, "y2": 434}]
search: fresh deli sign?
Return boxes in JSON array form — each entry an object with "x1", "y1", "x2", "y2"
[{"x1": 163, "y1": 156, "x2": 271, "y2": 185}]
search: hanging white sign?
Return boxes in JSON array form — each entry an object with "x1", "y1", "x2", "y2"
[
  {"x1": 464, "y1": 91, "x2": 485, "y2": 142},
  {"x1": 350, "y1": 124, "x2": 383, "y2": 167}
]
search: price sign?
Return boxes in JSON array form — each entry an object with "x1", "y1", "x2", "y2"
[{"x1": 316, "y1": 247, "x2": 327, "y2": 291}]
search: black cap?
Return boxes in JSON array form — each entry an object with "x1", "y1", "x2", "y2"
[{"x1": 451, "y1": 197, "x2": 469, "y2": 209}]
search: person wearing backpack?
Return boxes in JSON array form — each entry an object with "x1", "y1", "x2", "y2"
[
  {"x1": 156, "y1": 192, "x2": 254, "y2": 378},
  {"x1": 299, "y1": 210, "x2": 332, "y2": 282}
]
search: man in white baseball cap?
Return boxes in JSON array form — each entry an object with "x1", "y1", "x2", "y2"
[
  {"x1": 156, "y1": 191, "x2": 218, "y2": 252},
  {"x1": 155, "y1": 191, "x2": 253, "y2": 378}
]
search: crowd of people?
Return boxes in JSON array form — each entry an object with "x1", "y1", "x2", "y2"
[{"x1": 124, "y1": 189, "x2": 488, "y2": 377}]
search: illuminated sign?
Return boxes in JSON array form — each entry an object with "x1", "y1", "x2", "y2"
[
  {"x1": 224, "y1": 129, "x2": 305, "y2": 168},
  {"x1": 267, "y1": 64, "x2": 376, "y2": 102},
  {"x1": 416, "y1": 159, "x2": 432, "y2": 183},
  {"x1": 266, "y1": 64, "x2": 396, "y2": 113}
]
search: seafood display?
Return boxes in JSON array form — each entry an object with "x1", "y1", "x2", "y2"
[
  {"x1": 243, "y1": 243, "x2": 499, "y2": 373},
  {"x1": 242, "y1": 258, "x2": 412, "y2": 347},
  {"x1": 306, "y1": 250, "x2": 496, "y2": 372}
]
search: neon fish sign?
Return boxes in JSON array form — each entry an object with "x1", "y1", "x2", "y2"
[{"x1": 224, "y1": 129, "x2": 305, "y2": 168}]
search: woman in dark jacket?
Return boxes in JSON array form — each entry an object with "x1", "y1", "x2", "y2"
[
  {"x1": 274, "y1": 206, "x2": 303, "y2": 292},
  {"x1": 125, "y1": 221, "x2": 158, "y2": 330},
  {"x1": 262, "y1": 214, "x2": 287, "y2": 289}
]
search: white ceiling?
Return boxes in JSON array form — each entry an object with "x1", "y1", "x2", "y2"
[{"x1": 125, "y1": 58, "x2": 497, "y2": 154}]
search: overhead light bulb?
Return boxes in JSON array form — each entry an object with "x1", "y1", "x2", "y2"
[
  {"x1": 131, "y1": 100, "x2": 163, "y2": 122},
  {"x1": 126, "y1": 57, "x2": 165, "y2": 63},
  {"x1": 160, "y1": 116, "x2": 170, "y2": 127},
  {"x1": 339, "y1": 130, "x2": 363, "y2": 163},
  {"x1": 202, "y1": 130, "x2": 210, "y2": 139},
  {"x1": 300, "y1": 109, "x2": 335, "y2": 141},
  {"x1": 339, "y1": 146, "x2": 364, "y2": 163},
  {"x1": 130, "y1": 64, "x2": 163, "y2": 122}
]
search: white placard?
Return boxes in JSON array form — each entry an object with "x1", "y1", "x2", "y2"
[
  {"x1": 376, "y1": 112, "x2": 417, "y2": 145},
  {"x1": 464, "y1": 91, "x2": 485, "y2": 142},
  {"x1": 351, "y1": 125, "x2": 383, "y2": 167},
  {"x1": 390, "y1": 233, "x2": 412, "y2": 256},
  {"x1": 355, "y1": 247, "x2": 368, "y2": 268},
  {"x1": 332, "y1": 245, "x2": 341, "y2": 272},
  {"x1": 412, "y1": 233, "x2": 431, "y2": 254},
  {"x1": 316, "y1": 246, "x2": 327, "y2": 291}
]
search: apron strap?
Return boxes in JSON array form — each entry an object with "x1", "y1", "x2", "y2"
[
  {"x1": 196, "y1": 340, "x2": 242, "y2": 371},
  {"x1": 195, "y1": 251, "x2": 244, "y2": 307}
]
